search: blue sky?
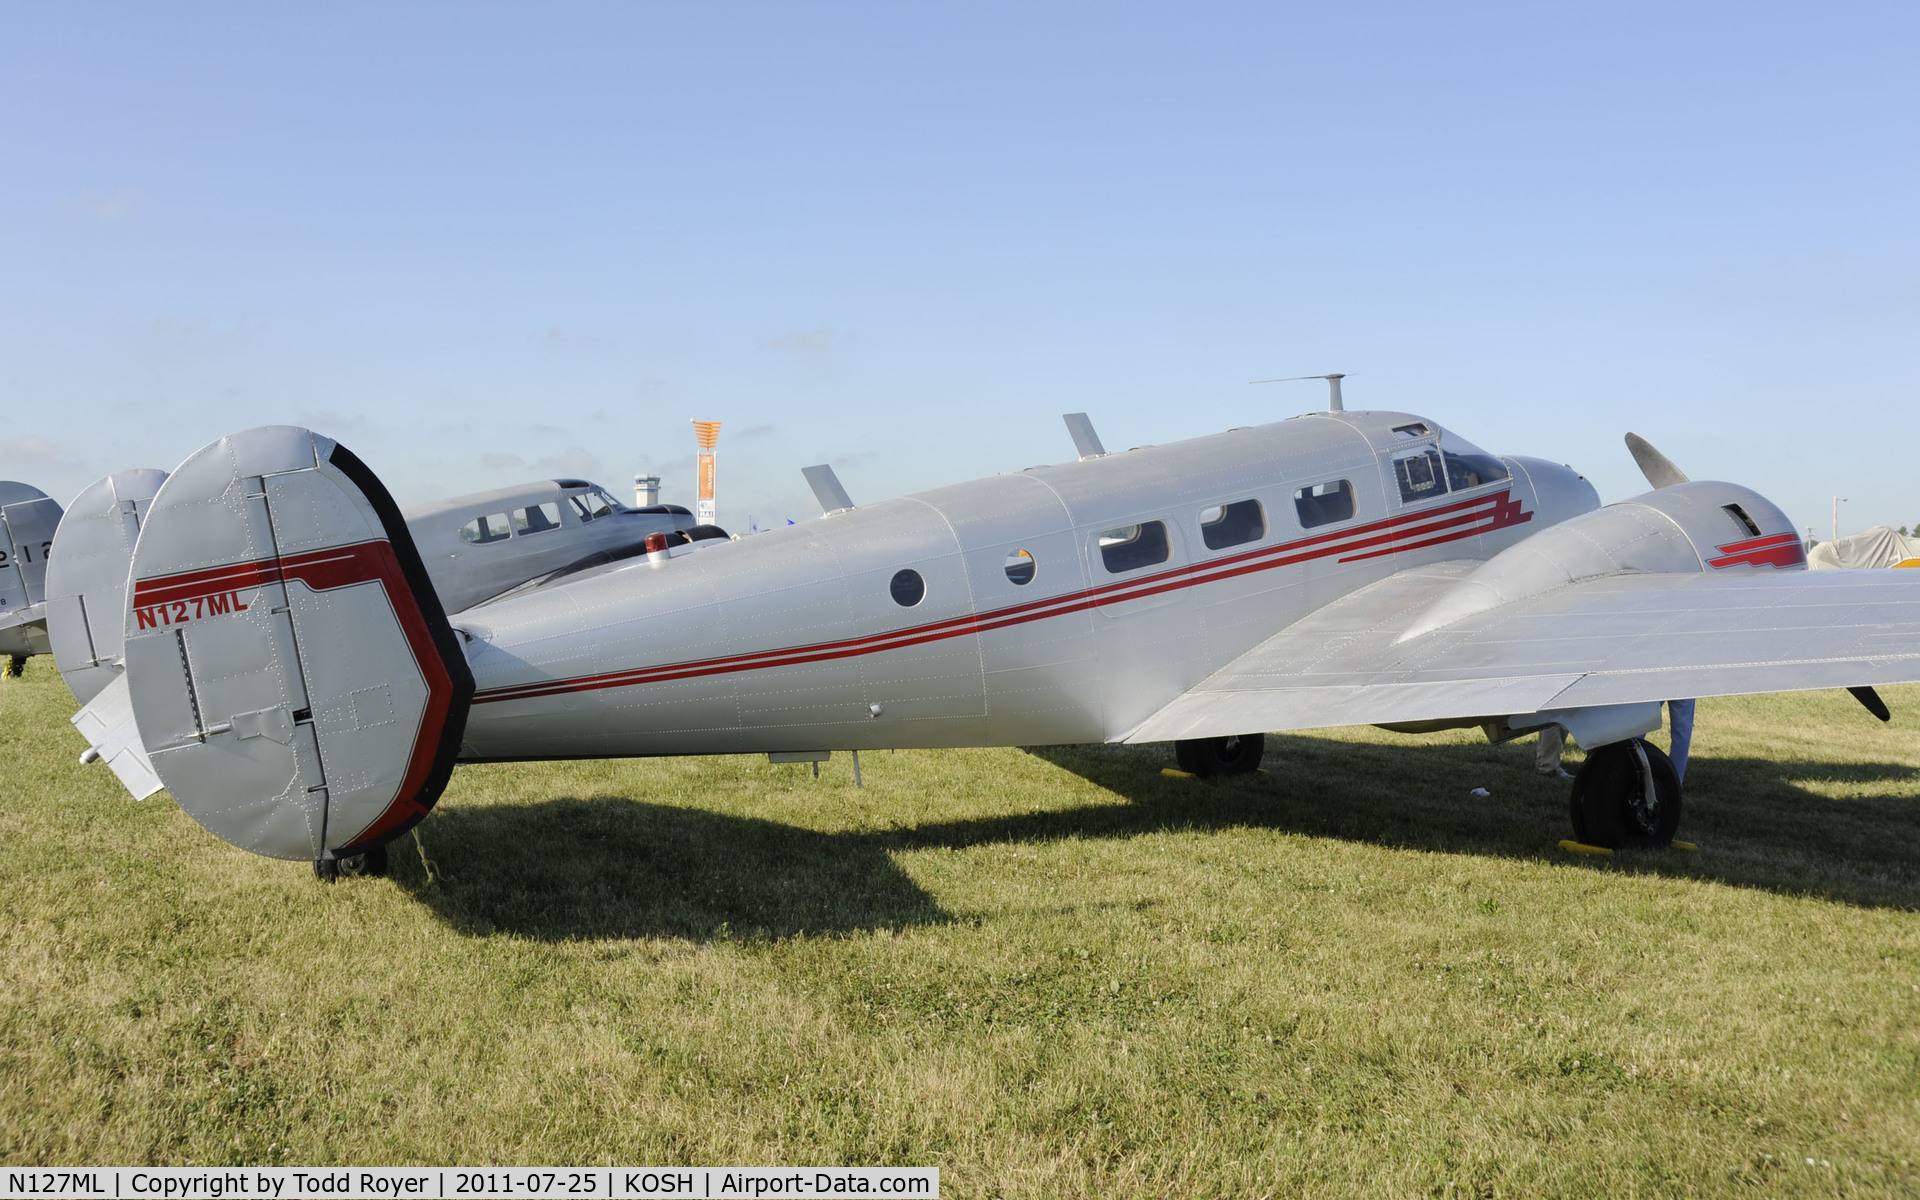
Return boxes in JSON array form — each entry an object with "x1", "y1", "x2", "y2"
[{"x1": 3, "y1": 3, "x2": 1915, "y2": 535}]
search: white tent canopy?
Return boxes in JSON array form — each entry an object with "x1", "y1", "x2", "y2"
[{"x1": 1808, "y1": 525, "x2": 1920, "y2": 570}]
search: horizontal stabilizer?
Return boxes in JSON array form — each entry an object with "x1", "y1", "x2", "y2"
[{"x1": 71, "y1": 672, "x2": 164, "y2": 800}]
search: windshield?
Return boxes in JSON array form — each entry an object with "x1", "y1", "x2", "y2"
[{"x1": 1436, "y1": 427, "x2": 1510, "y2": 491}]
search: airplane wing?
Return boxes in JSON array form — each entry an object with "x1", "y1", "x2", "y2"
[{"x1": 1125, "y1": 562, "x2": 1920, "y2": 743}]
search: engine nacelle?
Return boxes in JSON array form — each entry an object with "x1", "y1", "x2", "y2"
[{"x1": 1399, "y1": 480, "x2": 1803, "y2": 642}]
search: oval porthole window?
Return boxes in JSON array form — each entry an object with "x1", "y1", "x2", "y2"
[
  {"x1": 890, "y1": 568, "x2": 925, "y2": 607},
  {"x1": 1003, "y1": 548, "x2": 1036, "y2": 585}
]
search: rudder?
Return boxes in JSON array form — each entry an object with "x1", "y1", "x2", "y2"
[{"x1": 123, "y1": 427, "x2": 473, "y2": 860}]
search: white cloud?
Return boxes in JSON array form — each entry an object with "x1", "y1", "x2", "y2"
[
  {"x1": 0, "y1": 436, "x2": 82, "y2": 472},
  {"x1": 535, "y1": 446, "x2": 604, "y2": 480},
  {"x1": 479, "y1": 453, "x2": 526, "y2": 471},
  {"x1": 759, "y1": 327, "x2": 840, "y2": 354},
  {"x1": 297, "y1": 409, "x2": 367, "y2": 434}
]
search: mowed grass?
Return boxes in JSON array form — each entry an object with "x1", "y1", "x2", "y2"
[{"x1": 3, "y1": 659, "x2": 1918, "y2": 1197}]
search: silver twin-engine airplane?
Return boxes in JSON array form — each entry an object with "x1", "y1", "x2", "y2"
[{"x1": 33, "y1": 403, "x2": 1920, "y2": 878}]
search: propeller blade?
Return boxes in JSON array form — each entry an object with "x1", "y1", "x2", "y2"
[
  {"x1": 1848, "y1": 685, "x2": 1892, "y2": 723},
  {"x1": 1625, "y1": 433, "x2": 1690, "y2": 489}
]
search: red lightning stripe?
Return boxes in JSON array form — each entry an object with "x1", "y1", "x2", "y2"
[{"x1": 1706, "y1": 532, "x2": 1805, "y2": 570}]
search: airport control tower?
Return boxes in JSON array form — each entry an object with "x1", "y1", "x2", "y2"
[{"x1": 692, "y1": 420, "x2": 721, "y2": 526}]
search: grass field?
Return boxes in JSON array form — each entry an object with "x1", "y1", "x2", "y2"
[{"x1": 3, "y1": 657, "x2": 1918, "y2": 1196}]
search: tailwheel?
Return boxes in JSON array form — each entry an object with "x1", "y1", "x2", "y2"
[
  {"x1": 336, "y1": 843, "x2": 390, "y2": 878},
  {"x1": 313, "y1": 842, "x2": 390, "y2": 882},
  {"x1": 1569, "y1": 738, "x2": 1682, "y2": 849},
  {"x1": 1174, "y1": 733, "x2": 1266, "y2": 778}
]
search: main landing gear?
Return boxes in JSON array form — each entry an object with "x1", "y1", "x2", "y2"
[
  {"x1": 313, "y1": 842, "x2": 390, "y2": 882},
  {"x1": 1174, "y1": 733, "x2": 1266, "y2": 778},
  {"x1": 1569, "y1": 738, "x2": 1682, "y2": 850}
]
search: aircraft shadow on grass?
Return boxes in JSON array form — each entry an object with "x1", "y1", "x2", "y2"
[
  {"x1": 1018, "y1": 736, "x2": 1920, "y2": 911},
  {"x1": 397, "y1": 797, "x2": 952, "y2": 943},
  {"x1": 398, "y1": 736, "x2": 1920, "y2": 941}
]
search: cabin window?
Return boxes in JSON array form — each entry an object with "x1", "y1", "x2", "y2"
[
  {"x1": 1294, "y1": 480, "x2": 1355, "y2": 528},
  {"x1": 1004, "y1": 548, "x2": 1036, "y2": 585},
  {"x1": 1098, "y1": 521, "x2": 1170, "y2": 574},
  {"x1": 1723, "y1": 503, "x2": 1762, "y2": 537},
  {"x1": 890, "y1": 568, "x2": 926, "y2": 607},
  {"x1": 1200, "y1": 499, "x2": 1265, "y2": 550},
  {"x1": 1391, "y1": 422, "x2": 1431, "y2": 438},
  {"x1": 512, "y1": 502, "x2": 562, "y2": 535},
  {"x1": 458, "y1": 512, "x2": 513, "y2": 544},
  {"x1": 1394, "y1": 448, "x2": 1447, "y2": 503}
]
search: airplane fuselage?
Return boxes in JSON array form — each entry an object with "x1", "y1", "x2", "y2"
[{"x1": 454, "y1": 411, "x2": 1599, "y2": 760}]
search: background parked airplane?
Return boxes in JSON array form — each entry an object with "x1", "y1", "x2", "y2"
[{"x1": 0, "y1": 481, "x2": 62, "y2": 674}]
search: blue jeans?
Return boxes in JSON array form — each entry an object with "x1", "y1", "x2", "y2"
[{"x1": 1668, "y1": 699, "x2": 1696, "y2": 783}]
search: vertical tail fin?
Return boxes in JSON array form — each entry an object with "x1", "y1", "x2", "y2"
[
  {"x1": 45, "y1": 468, "x2": 170, "y2": 706},
  {"x1": 123, "y1": 427, "x2": 472, "y2": 860}
]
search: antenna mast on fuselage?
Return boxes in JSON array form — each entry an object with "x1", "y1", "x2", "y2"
[{"x1": 1251, "y1": 372, "x2": 1347, "y2": 412}]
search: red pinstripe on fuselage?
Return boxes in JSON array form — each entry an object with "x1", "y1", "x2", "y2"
[{"x1": 472, "y1": 485, "x2": 1531, "y2": 706}]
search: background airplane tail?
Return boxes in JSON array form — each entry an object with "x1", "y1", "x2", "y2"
[
  {"x1": 120, "y1": 427, "x2": 473, "y2": 861},
  {"x1": 0, "y1": 482, "x2": 63, "y2": 660},
  {"x1": 45, "y1": 468, "x2": 171, "y2": 706}
]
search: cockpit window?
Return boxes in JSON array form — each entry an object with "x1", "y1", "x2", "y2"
[
  {"x1": 512, "y1": 502, "x2": 562, "y2": 535},
  {"x1": 1394, "y1": 447, "x2": 1447, "y2": 503},
  {"x1": 1437, "y1": 430, "x2": 1510, "y2": 491},
  {"x1": 459, "y1": 512, "x2": 513, "y2": 544},
  {"x1": 567, "y1": 489, "x2": 619, "y2": 523}
]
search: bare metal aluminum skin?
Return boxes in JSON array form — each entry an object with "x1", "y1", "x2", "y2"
[
  {"x1": 454, "y1": 412, "x2": 1568, "y2": 758},
  {"x1": 58, "y1": 409, "x2": 1920, "y2": 866},
  {"x1": 0, "y1": 481, "x2": 61, "y2": 658}
]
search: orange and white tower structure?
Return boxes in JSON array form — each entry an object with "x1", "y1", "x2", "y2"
[{"x1": 691, "y1": 420, "x2": 722, "y2": 526}]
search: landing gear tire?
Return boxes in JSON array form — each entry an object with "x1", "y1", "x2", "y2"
[
  {"x1": 313, "y1": 842, "x2": 389, "y2": 882},
  {"x1": 4, "y1": 654, "x2": 24, "y2": 678},
  {"x1": 1174, "y1": 733, "x2": 1266, "y2": 778},
  {"x1": 1569, "y1": 738, "x2": 1682, "y2": 850},
  {"x1": 337, "y1": 843, "x2": 390, "y2": 878}
]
